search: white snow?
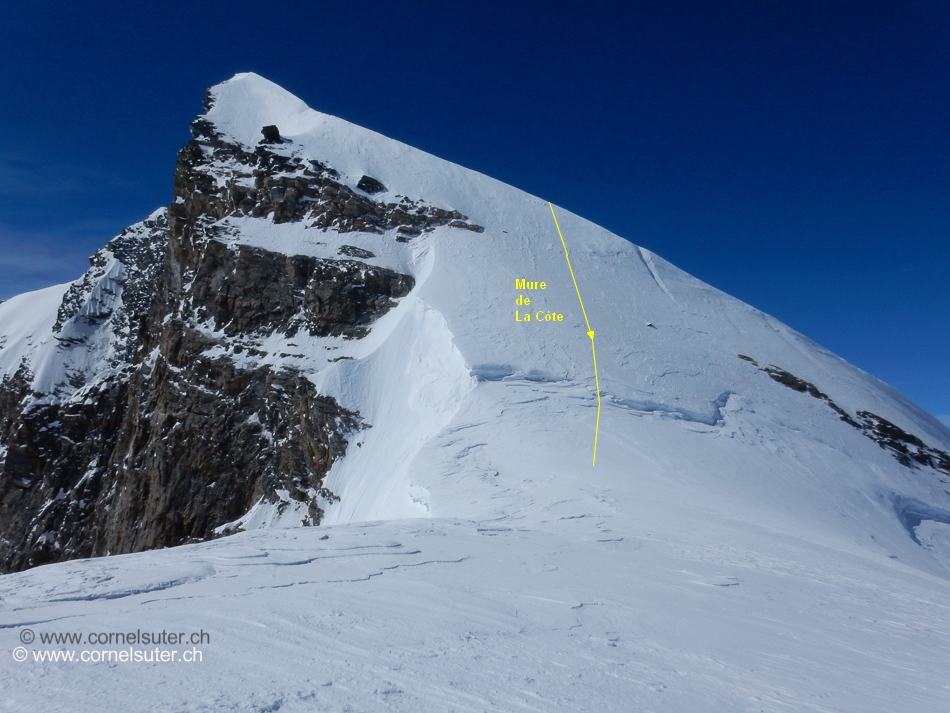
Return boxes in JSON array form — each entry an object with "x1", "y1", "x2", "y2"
[
  {"x1": 2, "y1": 72, "x2": 950, "y2": 711},
  {"x1": 2, "y1": 518, "x2": 950, "y2": 712},
  {"x1": 0, "y1": 282, "x2": 71, "y2": 383}
]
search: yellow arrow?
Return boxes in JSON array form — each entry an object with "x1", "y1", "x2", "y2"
[{"x1": 549, "y1": 202, "x2": 601, "y2": 466}]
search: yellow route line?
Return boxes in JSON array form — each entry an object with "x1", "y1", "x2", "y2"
[{"x1": 549, "y1": 202, "x2": 601, "y2": 466}]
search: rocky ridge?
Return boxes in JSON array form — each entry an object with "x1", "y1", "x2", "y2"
[
  {"x1": 174, "y1": 90, "x2": 483, "y2": 240},
  {"x1": 0, "y1": 84, "x2": 480, "y2": 573},
  {"x1": 739, "y1": 355, "x2": 950, "y2": 482}
]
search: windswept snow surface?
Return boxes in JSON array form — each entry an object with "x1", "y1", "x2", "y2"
[
  {"x1": 4, "y1": 518, "x2": 950, "y2": 713},
  {"x1": 3, "y1": 73, "x2": 950, "y2": 711}
]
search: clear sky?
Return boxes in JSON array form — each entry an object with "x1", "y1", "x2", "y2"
[{"x1": 0, "y1": 0, "x2": 947, "y2": 425}]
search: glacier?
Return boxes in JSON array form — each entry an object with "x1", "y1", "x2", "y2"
[{"x1": 1, "y1": 72, "x2": 950, "y2": 711}]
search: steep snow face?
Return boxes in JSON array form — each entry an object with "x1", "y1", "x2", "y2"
[
  {"x1": 317, "y1": 297, "x2": 476, "y2": 524},
  {"x1": 190, "y1": 74, "x2": 950, "y2": 563},
  {"x1": 203, "y1": 72, "x2": 500, "y2": 219},
  {"x1": 2, "y1": 72, "x2": 949, "y2": 564},
  {"x1": 2, "y1": 72, "x2": 950, "y2": 711},
  {"x1": 0, "y1": 283, "x2": 70, "y2": 385}
]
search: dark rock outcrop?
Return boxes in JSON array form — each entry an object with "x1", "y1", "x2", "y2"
[
  {"x1": 0, "y1": 86, "x2": 474, "y2": 573},
  {"x1": 0, "y1": 334, "x2": 361, "y2": 571},
  {"x1": 169, "y1": 116, "x2": 483, "y2": 234},
  {"x1": 183, "y1": 241, "x2": 412, "y2": 339},
  {"x1": 746, "y1": 358, "x2": 950, "y2": 480},
  {"x1": 357, "y1": 175, "x2": 386, "y2": 194},
  {"x1": 260, "y1": 124, "x2": 282, "y2": 144},
  {"x1": 338, "y1": 245, "x2": 376, "y2": 259}
]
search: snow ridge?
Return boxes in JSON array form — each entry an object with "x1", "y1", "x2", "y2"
[{"x1": 1, "y1": 72, "x2": 950, "y2": 711}]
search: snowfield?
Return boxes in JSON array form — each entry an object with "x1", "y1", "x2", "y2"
[
  {"x1": 2, "y1": 73, "x2": 950, "y2": 711},
  {"x1": 3, "y1": 516, "x2": 950, "y2": 712}
]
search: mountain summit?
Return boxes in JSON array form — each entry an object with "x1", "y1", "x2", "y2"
[
  {"x1": 1, "y1": 73, "x2": 950, "y2": 709},
  {"x1": 1, "y1": 72, "x2": 949, "y2": 571}
]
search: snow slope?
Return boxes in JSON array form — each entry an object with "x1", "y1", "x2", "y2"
[{"x1": 2, "y1": 72, "x2": 950, "y2": 711}]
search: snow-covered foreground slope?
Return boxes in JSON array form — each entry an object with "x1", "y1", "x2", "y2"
[
  {"x1": 3, "y1": 518, "x2": 950, "y2": 712},
  {"x1": 3, "y1": 73, "x2": 950, "y2": 710}
]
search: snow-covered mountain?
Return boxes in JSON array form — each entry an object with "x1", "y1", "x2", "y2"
[{"x1": 2, "y1": 73, "x2": 950, "y2": 711}]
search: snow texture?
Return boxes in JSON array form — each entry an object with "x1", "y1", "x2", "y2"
[{"x1": 2, "y1": 73, "x2": 950, "y2": 711}]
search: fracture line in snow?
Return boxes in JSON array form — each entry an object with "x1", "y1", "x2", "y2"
[{"x1": 549, "y1": 202, "x2": 601, "y2": 466}]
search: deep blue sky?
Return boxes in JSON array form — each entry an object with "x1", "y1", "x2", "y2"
[{"x1": 0, "y1": 1, "x2": 947, "y2": 424}]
